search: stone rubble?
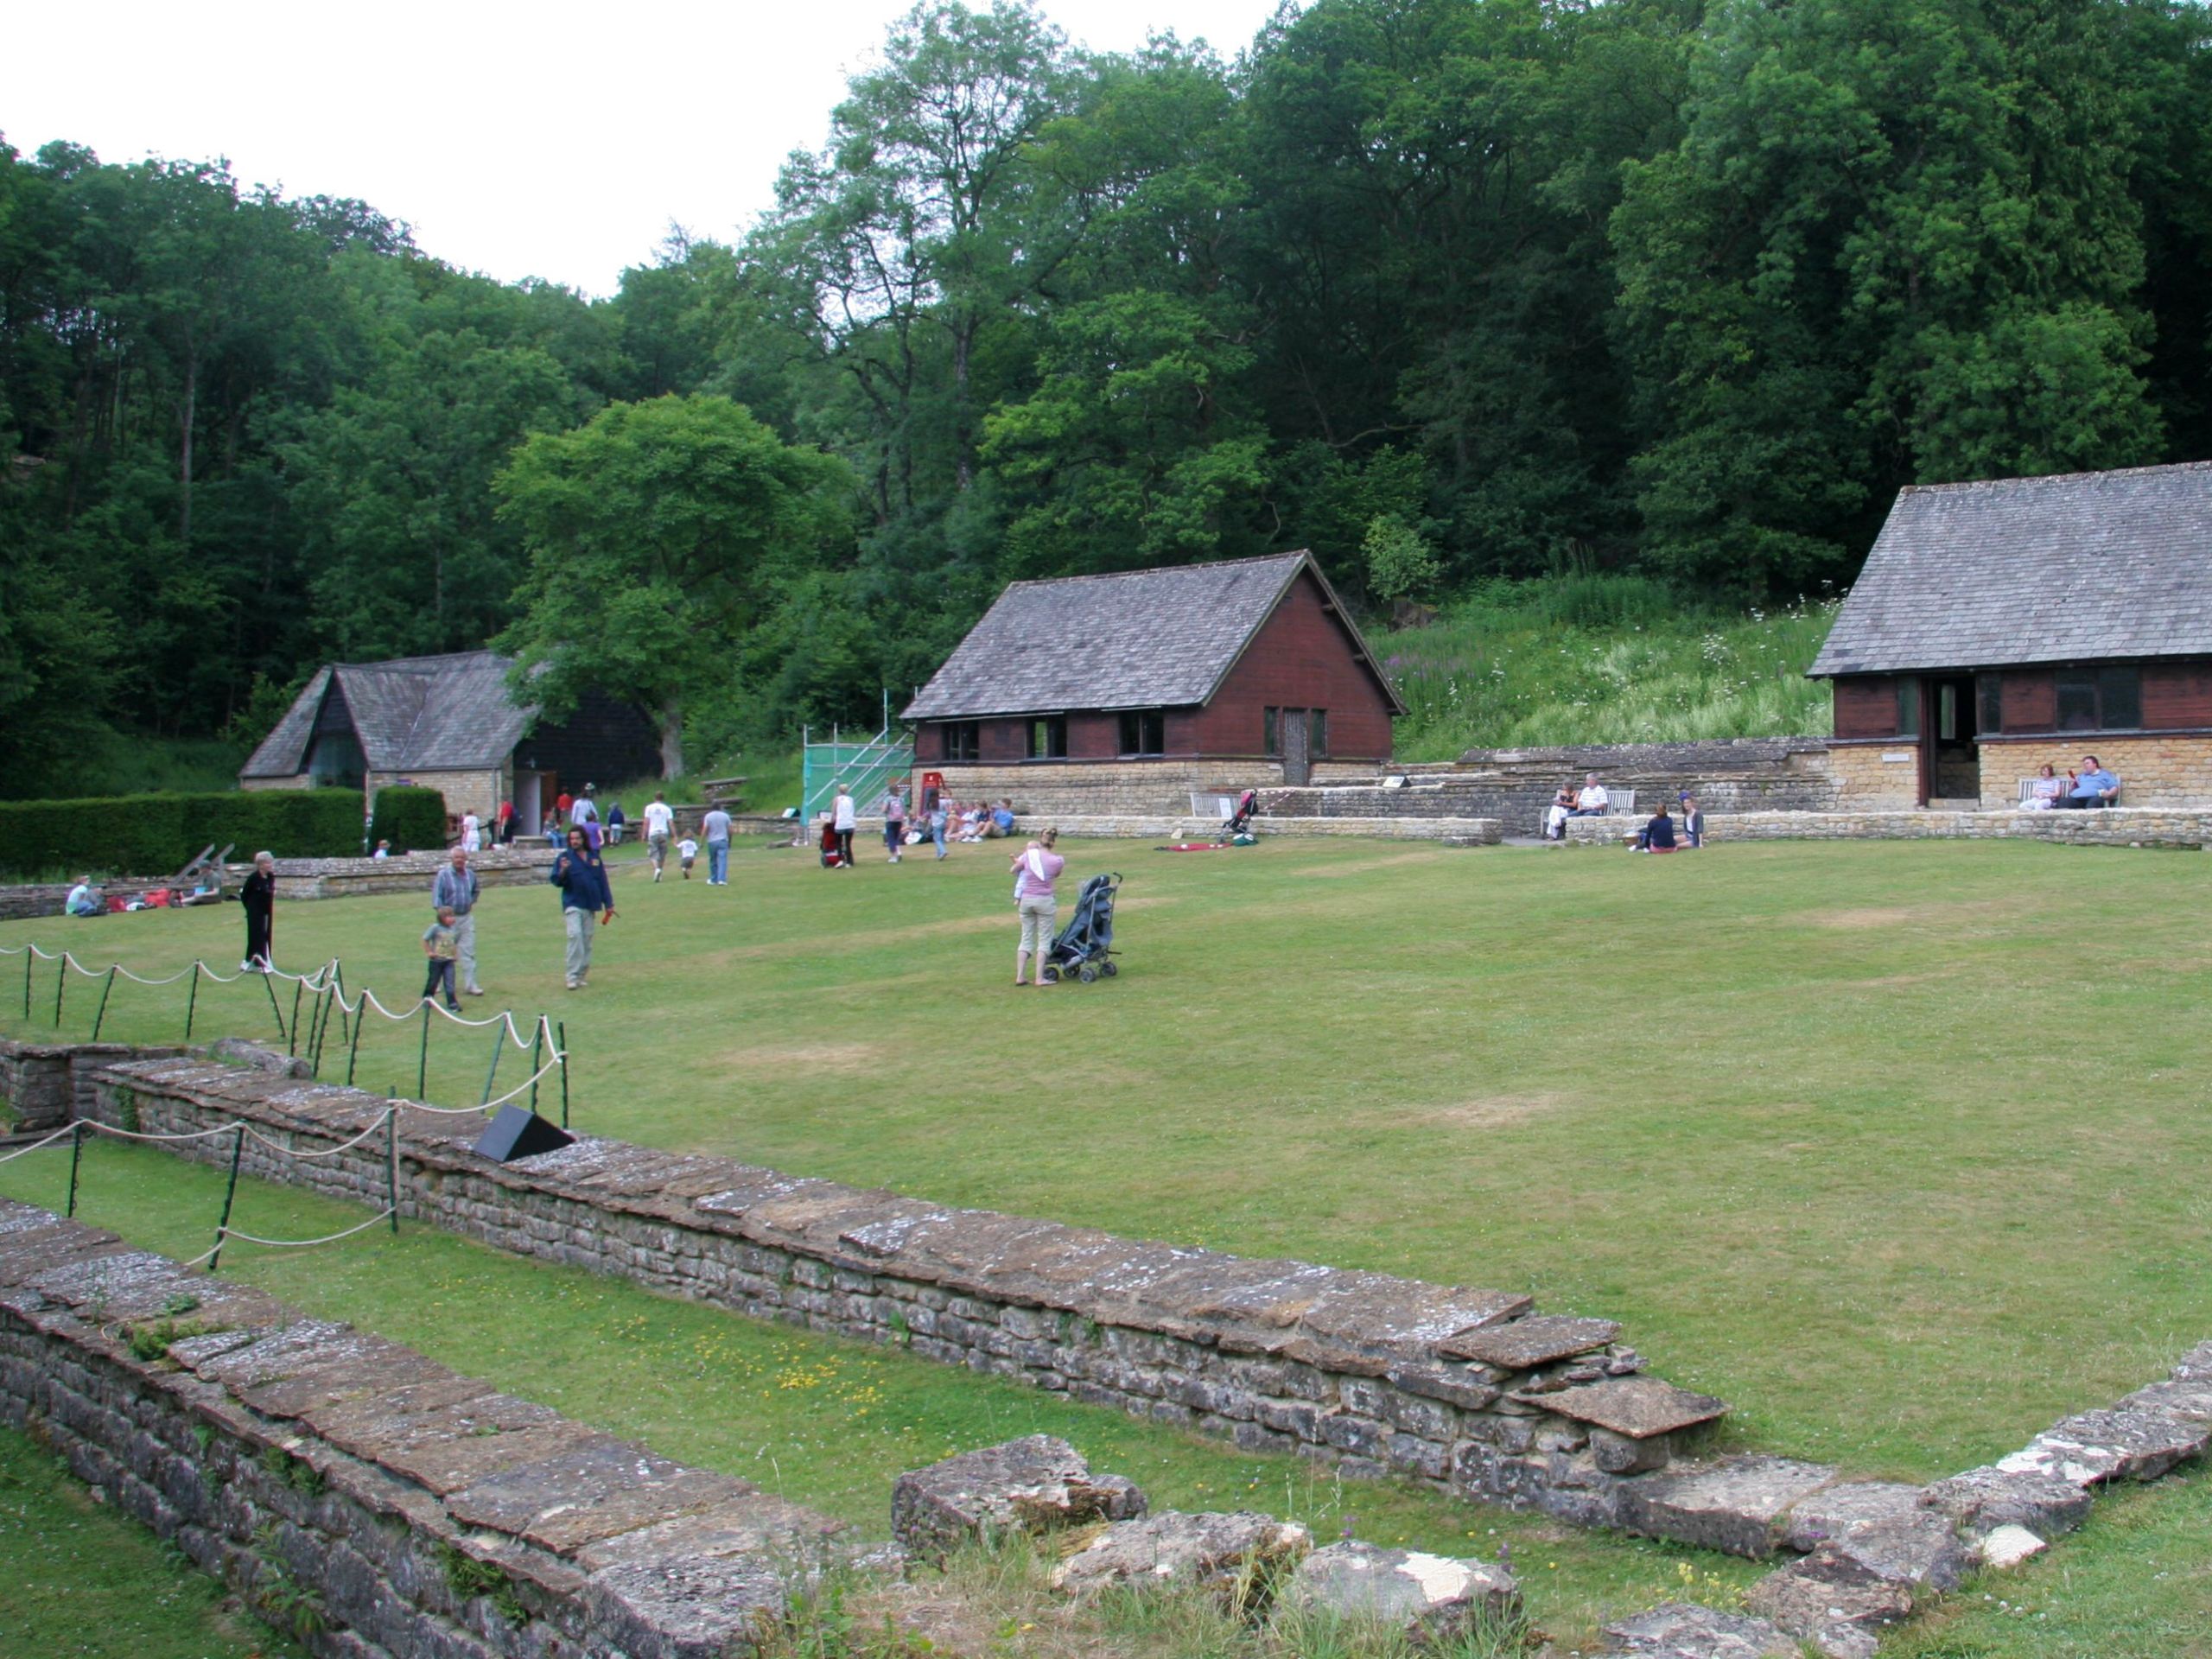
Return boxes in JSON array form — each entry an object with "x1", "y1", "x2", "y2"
[
  {"x1": 1048, "y1": 1510, "x2": 1313, "y2": 1599},
  {"x1": 890, "y1": 1433, "x2": 1147, "y2": 1560},
  {"x1": 1292, "y1": 1540, "x2": 1519, "y2": 1643}
]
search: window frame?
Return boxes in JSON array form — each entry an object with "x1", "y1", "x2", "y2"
[
  {"x1": 2053, "y1": 666, "x2": 2142, "y2": 733},
  {"x1": 1117, "y1": 709, "x2": 1166, "y2": 757},
  {"x1": 943, "y1": 721, "x2": 981, "y2": 762},
  {"x1": 1027, "y1": 716, "x2": 1068, "y2": 760},
  {"x1": 1263, "y1": 707, "x2": 1281, "y2": 757}
]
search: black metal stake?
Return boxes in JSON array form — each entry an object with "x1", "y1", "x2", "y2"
[
  {"x1": 89, "y1": 967, "x2": 117, "y2": 1041},
  {"x1": 65, "y1": 1122, "x2": 84, "y2": 1217},
  {"x1": 22, "y1": 950, "x2": 32, "y2": 1019},
  {"x1": 386, "y1": 1107, "x2": 400, "y2": 1235},
  {"x1": 261, "y1": 968, "x2": 285, "y2": 1039},
  {"x1": 416, "y1": 1001, "x2": 430, "y2": 1100},
  {"x1": 480, "y1": 1026, "x2": 504, "y2": 1106},
  {"x1": 529, "y1": 1020, "x2": 543, "y2": 1113},
  {"x1": 207, "y1": 1126, "x2": 245, "y2": 1272},
  {"x1": 287, "y1": 977, "x2": 304, "y2": 1056},
  {"x1": 556, "y1": 1020, "x2": 570, "y2": 1130},
  {"x1": 184, "y1": 961, "x2": 200, "y2": 1039},
  {"x1": 53, "y1": 955, "x2": 67, "y2": 1027}
]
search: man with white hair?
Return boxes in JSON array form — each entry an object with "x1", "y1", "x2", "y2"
[
  {"x1": 1571, "y1": 773, "x2": 1611, "y2": 817},
  {"x1": 241, "y1": 851, "x2": 276, "y2": 971},
  {"x1": 432, "y1": 845, "x2": 485, "y2": 995}
]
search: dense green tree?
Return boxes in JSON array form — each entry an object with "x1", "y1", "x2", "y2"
[{"x1": 493, "y1": 396, "x2": 854, "y2": 776}]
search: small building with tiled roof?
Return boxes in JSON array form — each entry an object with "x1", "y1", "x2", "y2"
[
  {"x1": 903, "y1": 552, "x2": 1402, "y2": 806},
  {"x1": 1809, "y1": 461, "x2": 2212, "y2": 808},
  {"x1": 240, "y1": 651, "x2": 661, "y2": 830}
]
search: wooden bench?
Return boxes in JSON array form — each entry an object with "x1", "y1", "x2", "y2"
[
  {"x1": 701, "y1": 776, "x2": 748, "y2": 810},
  {"x1": 1541, "y1": 789, "x2": 1637, "y2": 836},
  {"x1": 2018, "y1": 777, "x2": 2119, "y2": 808}
]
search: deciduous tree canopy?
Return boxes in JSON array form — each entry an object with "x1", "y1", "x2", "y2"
[{"x1": 2, "y1": 0, "x2": 2206, "y2": 791}]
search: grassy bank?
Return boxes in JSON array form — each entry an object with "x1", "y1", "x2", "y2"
[{"x1": 1382, "y1": 575, "x2": 1837, "y2": 760}]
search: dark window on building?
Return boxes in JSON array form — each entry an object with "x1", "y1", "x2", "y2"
[
  {"x1": 1896, "y1": 677, "x2": 1921, "y2": 738},
  {"x1": 1263, "y1": 707, "x2": 1280, "y2": 756},
  {"x1": 1312, "y1": 709, "x2": 1328, "y2": 756},
  {"x1": 2056, "y1": 667, "x2": 2140, "y2": 732},
  {"x1": 1117, "y1": 709, "x2": 1165, "y2": 755},
  {"x1": 1978, "y1": 676, "x2": 2003, "y2": 737},
  {"x1": 943, "y1": 721, "x2": 981, "y2": 761},
  {"x1": 1027, "y1": 717, "x2": 1067, "y2": 760}
]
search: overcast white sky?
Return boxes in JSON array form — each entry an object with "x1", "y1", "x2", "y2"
[{"x1": 1, "y1": 1, "x2": 1290, "y2": 297}]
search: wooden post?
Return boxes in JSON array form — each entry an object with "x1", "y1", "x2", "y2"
[
  {"x1": 207, "y1": 1125, "x2": 245, "y2": 1272},
  {"x1": 65, "y1": 1122, "x2": 84, "y2": 1218},
  {"x1": 89, "y1": 967, "x2": 118, "y2": 1042},
  {"x1": 556, "y1": 1020, "x2": 570, "y2": 1131},
  {"x1": 184, "y1": 961, "x2": 200, "y2": 1039},
  {"x1": 416, "y1": 1001, "x2": 430, "y2": 1101}
]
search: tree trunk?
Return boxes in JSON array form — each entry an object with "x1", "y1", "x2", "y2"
[
  {"x1": 178, "y1": 346, "x2": 197, "y2": 545},
  {"x1": 658, "y1": 701, "x2": 685, "y2": 780}
]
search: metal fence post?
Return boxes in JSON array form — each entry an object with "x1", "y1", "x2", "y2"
[
  {"x1": 556, "y1": 1020, "x2": 570, "y2": 1131},
  {"x1": 529, "y1": 1020, "x2": 543, "y2": 1113},
  {"x1": 386, "y1": 1106, "x2": 400, "y2": 1234},
  {"x1": 65, "y1": 1122, "x2": 85, "y2": 1218},
  {"x1": 53, "y1": 955, "x2": 67, "y2": 1027},
  {"x1": 480, "y1": 1026, "x2": 504, "y2": 1106},
  {"x1": 287, "y1": 977, "x2": 305, "y2": 1057},
  {"x1": 22, "y1": 950, "x2": 32, "y2": 1020},
  {"x1": 207, "y1": 1125, "x2": 245, "y2": 1272},
  {"x1": 184, "y1": 961, "x2": 200, "y2": 1039},
  {"x1": 89, "y1": 967, "x2": 118, "y2": 1042},
  {"x1": 416, "y1": 1001, "x2": 430, "y2": 1100},
  {"x1": 261, "y1": 969, "x2": 285, "y2": 1039}
]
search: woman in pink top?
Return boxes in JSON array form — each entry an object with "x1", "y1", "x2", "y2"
[{"x1": 1011, "y1": 828, "x2": 1065, "y2": 987}]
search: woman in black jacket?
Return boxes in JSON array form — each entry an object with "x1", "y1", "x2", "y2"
[{"x1": 241, "y1": 850, "x2": 276, "y2": 971}]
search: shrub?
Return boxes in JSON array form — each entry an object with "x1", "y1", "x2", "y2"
[
  {"x1": 368, "y1": 786, "x2": 449, "y2": 855},
  {"x1": 0, "y1": 790, "x2": 366, "y2": 880}
]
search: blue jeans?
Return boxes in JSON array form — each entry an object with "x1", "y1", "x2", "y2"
[
  {"x1": 708, "y1": 840, "x2": 728, "y2": 883},
  {"x1": 931, "y1": 822, "x2": 947, "y2": 857}
]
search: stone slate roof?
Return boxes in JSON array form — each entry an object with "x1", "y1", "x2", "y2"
[
  {"x1": 902, "y1": 551, "x2": 1404, "y2": 719},
  {"x1": 1809, "y1": 461, "x2": 2212, "y2": 677},
  {"x1": 241, "y1": 651, "x2": 536, "y2": 778}
]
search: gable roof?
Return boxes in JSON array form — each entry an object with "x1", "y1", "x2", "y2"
[
  {"x1": 1809, "y1": 461, "x2": 2212, "y2": 677},
  {"x1": 901, "y1": 551, "x2": 1405, "y2": 720},
  {"x1": 241, "y1": 651, "x2": 537, "y2": 778}
]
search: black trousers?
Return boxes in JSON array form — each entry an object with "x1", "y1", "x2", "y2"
[
  {"x1": 836, "y1": 829, "x2": 855, "y2": 864},
  {"x1": 244, "y1": 908, "x2": 272, "y2": 966},
  {"x1": 422, "y1": 958, "x2": 457, "y2": 1007}
]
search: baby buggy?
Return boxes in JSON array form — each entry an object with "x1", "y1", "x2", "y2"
[
  {"x1": 1040, "y1": 873, "x2": 1121, "y2": 984},
  {"x1": 1225, "y1": 790, "x2": 1258, "y2": 835}
]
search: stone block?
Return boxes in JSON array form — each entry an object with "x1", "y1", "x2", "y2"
[
  {"x1": 1977, "y1": 1524, "x2": 2048, "y2": 1569},
  {"x1": 1294, "y1": 1541, "x2": 1517, "y2": 1642},
  {"x1": 891, "y1": 1434, "x2": 1147, "y2": 1559},
  {"x1": 1774, "y1": 1480, "x2": 1966, "y2": 1591},
  {"x1": 1599, "y1": 1600, "x2": 1798, "y2": 1657},
  {"x1": 1051, "y1": 1510, "x2": 1311, "y2": 1599},
  {"x1": 1919, "y1": 1465, "x2": 2093, "y2": 1541},
  {"x1": 1439, "y1": 1315, "x2": 1622, "y2": 1370},
  {"x1": 1744, "y1": 1548, "x2": 1914, "y2": 1659},
  {"x1": 1591, "y1": 1427, "x2": 1670, "y2": 1476},
  {"x1": 1615, "y1": 1457, "x2": 1839, "y2": 1558},
  {"x1": 1520, "y1": 1376, "x2": 1727, "y2": 1440},
  {"x1": 1996, "y1": 1406, "x2": 2210, "y2": 1487}
]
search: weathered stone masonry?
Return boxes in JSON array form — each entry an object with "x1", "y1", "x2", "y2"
[
  {"x1": 34, "y1": 1046, "x2": 1745, "y2": 1548},
  {"x1": 0, "y1": 1197, "x2": 847, "y2": 1659}
]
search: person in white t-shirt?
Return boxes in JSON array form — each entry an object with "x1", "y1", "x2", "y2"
[
  {"x1": 677, "y1": 836, "x2": 699, "y2": 879},
  {"x1": 642, "y1": 791, "x2": 676, "y2": 880},
  {"x1": 830, "y1": 784, "x2": 856, "y2": 868},
  {"x1": 1572, "y1": 774, "x2": 1610, "y2": 816},
  {"x1": 461, "y1": 810, "x2": 481, "y2": 852}
]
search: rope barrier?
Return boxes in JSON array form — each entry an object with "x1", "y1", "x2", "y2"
[
  {"x1": 0, "y1": 1122, "x2": 83, "y2": 1166},
  {"x1": 216, "y1": 1210, "x2": 396, "y2": 1249}
]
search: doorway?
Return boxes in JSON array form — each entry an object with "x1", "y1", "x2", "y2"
[
  {"x1": 1922, "y1": 677, "x2": 1980, "y2": 806},
  {"x1": 1281, "y1": 711, "x2": 1313, "y2": 785}
]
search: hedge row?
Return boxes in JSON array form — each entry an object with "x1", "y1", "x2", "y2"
[
  {"x1": 0, "y1": 786, "x2": 442, "y2": 880},
  {"x1": 368, "y1": 786, "x2": 449, "y2": 856}
]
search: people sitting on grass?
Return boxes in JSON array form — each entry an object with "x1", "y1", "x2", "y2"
[
  {"x1": 1544, "y1": 786, "x2": 1575, "y2": 841},
  {"x1": 66, "y1": 877, "x2": 103, "y2": 917},
  {"x1": 957, "y1": 803, "x2": 988, "y2": 842},
  {"x1": 2060, "y1": 755, "x2": 2121, "y2": 808},
  {"x1": 1679, "y1": 794, "x2": 1704, "y2": 849},
  {"x1": 1572, "y1": 773, "x2": 1610, "y2": 816},
  {"x1": 1635, "y1": 804, "x2": 1677, "y2": 853},
  {"x1": 2024, "y1": 763, "x2": 2065, "y2": 809},
  {"x1": 988, "y1": 798, "x2": 1015, "y2": 838}
]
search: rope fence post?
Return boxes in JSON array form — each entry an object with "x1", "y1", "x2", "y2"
[
  {"x1": 64, "y1": 1122, "x2": 84, "y2": 1218},
  {"x1": 529, "y1": 1020, "x2": 544, "y2": 1113},
  {"x1": 331, "y1": 962, "x2": 351, "y2": 1052},
  {"x1": 386, "y1": 1106, "x2": 400, "y2": 1235},
  {"x1": 207, "y1": 1125, "x2": 245, "y2": 1273},
  {"x1": 53, "y1": 953, "x2": 67, "y2": 1027},
  {"x1": 184, "y1": 961, "x2": 200, "y2": 1039},
  {"x1": 262, "y1": 969, "x2": 286, "y2": 1040},
  {"x1": 89, "y1": 966, "x2": 118, "y2": 1042},
  {"x1": 416, "y1": 1000, "x2": 430, "y2": 1100},
  {"x1": 480, "y1": 1026, "x2": 504, "y2": 1106},
  {"x1": 22, "y1": 950, "x2": 32, "y2": 1020},
  {"x1": 346, "y1": 1002, "x2": 365, "y2": 1087},
  {"x1": 287, "y1": 977, "x2": 305, "y2": 1057},
  {"x1": 556, "y1": 1019, "x2": 570, "y2": 1131}
]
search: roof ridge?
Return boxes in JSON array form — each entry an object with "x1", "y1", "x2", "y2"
[
  {"x1": 1901, "y1": 459, "x2": 2212, "y2": 496},
  {"x1": 1000, "y1": 550, "x2": 1310, "y2": 594}
]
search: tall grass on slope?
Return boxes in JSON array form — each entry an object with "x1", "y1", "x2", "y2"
[{"x1": 1382, "y1": 575, "x2": 1839, "y2": 760}]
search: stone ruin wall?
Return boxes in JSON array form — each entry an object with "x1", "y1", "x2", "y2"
[
  {"x1": 1560, "y1": 806, "x2": 2212, "y2": 850},
  {"x1": 26, "y1": 1045, "x2": 1747, "y2": 1549},
  {"x1": 0, "y1": 1197, "x2": 845, "y2": 1659}
]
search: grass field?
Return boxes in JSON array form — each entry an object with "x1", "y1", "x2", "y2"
[{"x1": 5, "y1": 832, "x2": 2204, "y2": 1478}]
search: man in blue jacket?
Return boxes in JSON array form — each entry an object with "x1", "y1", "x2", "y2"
[{"x1": 550, "y1": 827, "x2": 615, "y2": 990}]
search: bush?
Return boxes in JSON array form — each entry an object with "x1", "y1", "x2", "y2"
[
  {"x1": 367, "y1": 787, "x2": 449, "y2": 855},
  {"x1": 0, "y1": 789, "x2": 366, "y2": 880}
]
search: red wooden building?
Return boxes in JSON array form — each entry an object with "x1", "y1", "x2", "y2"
[{"x1": 903, "y1": 552, "x2": 1402, "y2": 791}]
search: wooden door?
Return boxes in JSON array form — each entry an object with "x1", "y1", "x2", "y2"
[{"x1": 1281, "y1": 709, "x2": 1313, "y2": 785}]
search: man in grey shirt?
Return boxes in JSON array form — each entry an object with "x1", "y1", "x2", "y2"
[
  {"x1": 701, "y1": 805, "x2": 733, "y2": 886},
  {"x1": 431, "y1": 846, "x2": 485, "y2": 995}
]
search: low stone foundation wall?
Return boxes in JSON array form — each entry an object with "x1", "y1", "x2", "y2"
[
  {"x1": 0, "y1": 883, "x2": 78, "y2": 923},
  {"x1": 1050, "y1": 814, "x2": 1502, "y2": 844},
  {"x1": 1560, "y1": 807, "x2": 2212, "y2": 850},
  {"x1": 0, "y1": 1198, "x2": 844, "y2": 1657},
  {"x1": 0, "y1": 1040, "x2": 189, "y2": 1133},
  {"x1": 20, "y1": 1043, "x2": 1743, "y2": 1545},
  {"x1": 219, "y1": 846, "x2": 563, "y2": 903}
]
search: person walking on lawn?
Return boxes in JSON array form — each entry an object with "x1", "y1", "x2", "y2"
[
  {"x1": 1011, "y1": 829, "x2": 1065, "y2": 988},
  {"x1": 420, "y1": 906, "x2": 463, "y2": 1012},
  {"x1": 433, "y1": 846, "x2": 485, "y2": 996},
  {"x1": 241, "y1": 850, "x2": 276, "y2": 972},
  {"x1": 702, "y1": 804, "x2": 733, "y2": 885},
  {"x1": 831, "y1": 782, "x2": 857, "y2": 868},
  {"x1": 550, "y1": 827, "x2": 614, "y2": 990},
  {"x1": 880, "y1": 785, "x2": 907, "y2": 863},
  {"x1": 643, "y1": 791, "x2": 675, "y2": 881}
]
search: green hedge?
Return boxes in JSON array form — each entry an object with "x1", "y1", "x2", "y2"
[
  {"x1": 0, "y1": 790, "x2": 368, "y2": 880},
  {"x1": 368, "y1": 786, "x2": 450, "y2": 855}
]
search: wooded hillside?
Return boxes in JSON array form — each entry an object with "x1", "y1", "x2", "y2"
[{"x1": 3, "y1": 0, "x2": 2207, "y2": 793}]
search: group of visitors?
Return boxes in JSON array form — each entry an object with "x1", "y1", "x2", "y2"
[
  {"x1": 2023, "y1": 756, "x2": 2122, "y2": 809},
  {"x1": 810, "y1": 784, "x2": 1020, "y2": 868},
  {"x1": 1542, "y1": 774, "x2": 1614, "y2": 840},
  {"x1": 1632, "y1": 796, "x2": 1704, "y2": 854}
]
